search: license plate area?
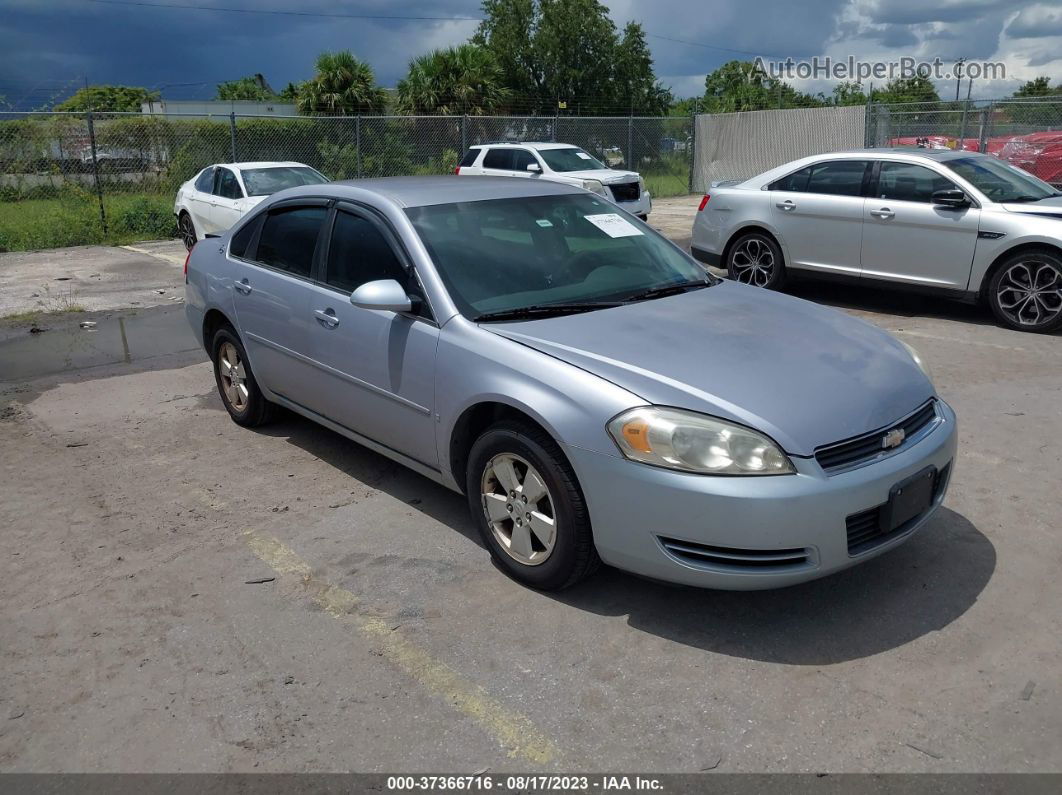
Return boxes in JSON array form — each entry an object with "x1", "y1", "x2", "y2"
[{"x1": 879, "y1": 466, "x2": 936, "y2": 533}]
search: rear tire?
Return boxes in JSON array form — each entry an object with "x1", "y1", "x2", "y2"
[
  {"x1": 211, "y1": 326, "x2": 277, "y2": 427},
  {"x1": 179, "y1": 212, "x2": 197, "y2": 251},
  {"x1": 466, "y1": 421, "x2": 599, "y2": 591},
  {"x1": 726, "y1": 232, "x2": 786, "y2": 289},
  {"x1": 987, "y1": 248, "x2": 1062, "y2": 333}
]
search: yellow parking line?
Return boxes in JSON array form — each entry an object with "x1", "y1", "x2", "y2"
[
  {"x1": 243, "y1": 530, "x2": 558, "y2": 765},
  {"x1": 120, "y1": 244, "x2": 186, "y2": 266}
]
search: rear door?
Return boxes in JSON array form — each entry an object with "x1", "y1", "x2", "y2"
[
  {"x1": 209, "y1": 167, "x2": 245, "y2": 232},
  {"x1": 480, "y1": 147, "x2": 518, "y2": 177},
  {"x1": 304, "y1": 204, "x2": 440, "y2": 467},
  {"x1": 860, "y1": 160, "x2": 980, "y2": 289},
  {"x1": 229, "y1": 200, "x2": 330, "y2": 412},
  {"x1": 769, "y1": 159, "x2": 871, "y2": 276}
]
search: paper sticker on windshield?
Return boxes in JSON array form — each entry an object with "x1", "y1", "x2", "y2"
[
  {"x1": 576, "y1": 152, "x2": 592, "y2": 159},
  {"x1": 535, "y1": 218, "x2": 553, "y2": 227},
  {"x1": 584, "y1": 213, "x2": 643, "y2": 238}
]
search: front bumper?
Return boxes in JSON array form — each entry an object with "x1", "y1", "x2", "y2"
[
  {"x1": 607, "y1": 188, "x2": 651, "y2": 217},
  {"x1": 566, "y1": 400, "x2": 958, "y2": 589}
]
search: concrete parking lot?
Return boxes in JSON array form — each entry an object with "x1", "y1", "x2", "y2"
[{"x1": 1, "y1": 195, "x2": 1060, "y2": 773}]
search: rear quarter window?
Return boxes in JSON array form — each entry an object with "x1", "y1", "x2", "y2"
[{"x1": 460, "y1": 149, "x2": 480, "y2": 167}]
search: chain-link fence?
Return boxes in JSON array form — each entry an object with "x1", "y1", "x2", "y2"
[
  {"x1": 0, "y1": 111, "x2": 693, "y2": 250},
  {"x1": 866, "y1": 98, "x2": 1062, "y2": 186}
]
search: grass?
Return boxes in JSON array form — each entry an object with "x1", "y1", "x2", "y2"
[
  {"x1": 643, "y1": 171, "x2": 690, "y2": 198},
  {"x1": 0, "y1": 192, "x2": 176, "y2": 252},
  {"x1": 0, "y1": 304, "x2": 86, "y2": 326}
]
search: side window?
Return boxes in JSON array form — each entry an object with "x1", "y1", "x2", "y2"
[
  {"x1": 512, "y1": 149, "x2": 537, "y2": 172},
  {"x1": 805, "y1": 160, "x2": 869, "y2": 197},
  {"x1": 459, "y1": 149, "x2": 479, "y2": 167},
  {"x1": 254, "y1": 206, "x2": 327, "y2": 278},
  {"x1": 229, "y1": 216, "x2": 259, "y2": 259},
  {"x1": 214, "y1": 168, "x2": 242, "y2": 199},
  {"x1": 876, "y1": 162, "x2": 958, "y2": 203},
  {"x1": 324, "y1": 211, "x2": 407, "y2": 294},
  {"x1": 483, "y1": 148, "x2": 513, "y2": 170},
  {"x1": 770, "y1": 166, "x2": 811, "y2": 192},
  {"x1": 194, "y1": 167, "x2": 214, "y2": 193}
]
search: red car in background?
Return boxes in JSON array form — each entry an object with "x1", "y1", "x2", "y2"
[{"x1": 888, "y1": 132, "x2": 1062, "y2": 186}]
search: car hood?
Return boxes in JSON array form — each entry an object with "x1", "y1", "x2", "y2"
[
  {"x1": 552, "y1": 169, "x2": 640, "y2": 184},
  {"x1": 486, "y1": 282, "x2": 933, "y2": 456}
]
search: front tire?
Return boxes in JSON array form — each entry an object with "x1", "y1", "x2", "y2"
[
  {"x1": 987, "y1": 249, "x2": 1062, "y2": 333},
  {"x1": 179, "y1": 212, "x2": 197, "y2": 251},
  {"x1": 726, "y1": 232, "x2": 786, "y2": 289},
  {"x1": 211, "y1": 326, "x2": 277, "y2": 427},
  {"x1": 466, "y1": 422, "x2": 599, "y2": 590}
]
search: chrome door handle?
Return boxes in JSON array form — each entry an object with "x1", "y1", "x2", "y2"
[
  {"x1": 233, "y1": 278, "x2": 252, "y2": 295},
  {"x1": 776, "y1": 200, "x2": 796, "y2": 211},
  {"x1": 314, "y1": 309, "x2": 340, "y2": 328},
  {"x1": 870, "y1": 208, "x2": 895, "y2": 219}
]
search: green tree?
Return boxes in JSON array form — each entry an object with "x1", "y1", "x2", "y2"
[
  {"x1": 873, "y1": 75, "x2": 941, "y2": 105},
  {"x1": 396, "y1": 44, "x2": 509, "y2": 115},
  {"x1": 473, "y1": 0, "x2": 542, "y2": 105},
  {"x1": 832, "y1": 81, "x2": 868, "y2": 106},
  {"x1": 215, "y1": 74, "x2": 277, "y2": 101},
  {"x1": 613, "y1": 22, "x2": 672, "y2": 115},
  {"x1": 701, "y1": 61, "x2": 824, "y2": 113},
  {"x1": 1013, "y1": 77, "x2": 1062, "y2": 98},
  {"x1": 296, "y1": 51, "x2": 387, "y2": 115},
  {"x1": 278, "y1": 82, "x2": 300, "y2": 102},
  {"x1": 55, "y1": 84, "x2": 159, "y2": 112}
]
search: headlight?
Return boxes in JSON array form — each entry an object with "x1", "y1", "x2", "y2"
[
  {"x1": 607, "y1": 407, "x2": 795, "y2": 475},
  {"x1": 581, "y1": 179, "x2": 606, "y2": 195},
  {"x1": 900, "y1": 340, "x2": 932, "y2": 382}
]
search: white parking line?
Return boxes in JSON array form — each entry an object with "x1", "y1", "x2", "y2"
[
  {"x1": 894, "y1": 329, "x2": 1027, "y2": 352},
  {"x1": 120, "y1": 244, "x2": 185, "y2": 267}
]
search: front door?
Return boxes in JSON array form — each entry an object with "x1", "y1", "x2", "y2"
[
  {"x1": 860, "y1": 161, "x2": 980, "y2": 289},
  {"x1": 209, "y1": 167, "x2": 246, "y2": 233},
  {"x1": 769, "y1": 159, "x2": 871, "y2": 277},
  {"x1": 306, "y1": 205, "x2": 440, "y2": 468},
  {"x1": 230, "y1": 202, "x2": 330, "y2": 412}
]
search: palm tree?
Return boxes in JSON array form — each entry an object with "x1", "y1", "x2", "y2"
[
  {"x1": 396, "y1": 44, "x2": 509, "y2": 115},
  {"x1": 296, "y1": 51, "x2": 387, "y2": 116}
]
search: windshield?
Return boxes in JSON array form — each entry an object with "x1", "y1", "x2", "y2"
[
  {"x1": 240, "y1": 166, "x2": 329, "y2": 197},
  {"x1": 943, "y1": 156, "x2": 1059, "y2": 203},
  {"x1": 406, "y1": 194, "x2": 712, "y2": 320},
  {"x1": 538, "y1": 147, "x2": 608, "y2": 172}
]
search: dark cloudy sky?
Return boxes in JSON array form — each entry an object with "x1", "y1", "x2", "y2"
[{"x1": 1, "y1": 0, "x2": 1060, "y2": 109}]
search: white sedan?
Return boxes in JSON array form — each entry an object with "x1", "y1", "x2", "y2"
[{"x1": 174, "y1": 161, "x2": 328, "y2": 249}]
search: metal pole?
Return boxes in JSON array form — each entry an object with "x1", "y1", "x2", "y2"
[
  {"x1": 86, "y1": 111, "x2": 107, "y2": 236},
  {"x1": 978, "y1": 103, "x2": 992, "y2": 153},
  {"x1": 356, "y1": 115, "x2": 363, "y2": 178},
  {"x1": 688, "y1": 101, "x2": 697, "y2": 195},
  {"x1": 461, "y1": 114, "x2": 467, "y2": 152},
  {"x1": 229, "y1": 111, "x2": 238, "y2": 161},
  {"x1": 627, "y1": 116, "x2": 633, "y2": 170}
]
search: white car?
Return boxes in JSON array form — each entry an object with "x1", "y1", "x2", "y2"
[
  {"x1": 455, "y1": 142, "x2": 652, "y2": 219},
  {"x1": 174, "y1": 161, "x2": 329, "y2": 249}
]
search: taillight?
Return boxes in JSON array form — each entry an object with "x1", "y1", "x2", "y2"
[
  {"x1": 454, "y1": 166, "x2": 461, "y2": 175},
  {"x1": 697, "y1": 194, "x2": 711, "y2": 211},
  {"x1": 184, "y1": 246, "x2": 192, "y2": 278}
]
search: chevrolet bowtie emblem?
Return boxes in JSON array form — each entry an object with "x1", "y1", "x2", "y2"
[{"x1": 882, "y1": 428, "x2": 906, "y2": 449}]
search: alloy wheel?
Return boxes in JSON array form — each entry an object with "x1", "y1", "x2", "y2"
[
  {"x1": 731, "y1": 238, "x2": 775, "y2": 286},
  {"x1": 217, "y1": 341, "x2": 249, "y2": 411},
  {"x1": 180, "y1": 215, "x2": 197, "y2": 250},
  {"x1": 995, "y1": 260, "x2": 1062, "y2": 328},
  {"x1": 480, "y1": 453, "x2": 557, "y2": 566}
]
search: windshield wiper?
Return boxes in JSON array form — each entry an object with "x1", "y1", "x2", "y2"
[
  {"x1": 621, "y1": 280, "x2": 712, "y2": 303},
  {"x1": 1007, "y1": 194, "x2": 1062, "y2": 203},
  {"x1": 473, "y1": 301, "x2": 623, "y2": 323}
]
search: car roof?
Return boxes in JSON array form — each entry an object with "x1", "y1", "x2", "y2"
[
  {"x1": 314, "y1": 175, "x2": 584, "y2": 207},
  {"x1": 803, "y1": 148, "x2": 986, "y2": 162},
  {"x1": 213, "y1": 161, "x2": 311, "y2": 170},
  {"x1": 470, "y1": 142, "x2": 578, "y2": 151}
]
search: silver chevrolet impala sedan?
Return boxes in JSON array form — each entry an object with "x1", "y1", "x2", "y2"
[{"x1": 186, "y1": 176, "x2": 957, "y2": 591}]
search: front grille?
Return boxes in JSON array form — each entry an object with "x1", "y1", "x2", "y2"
[
  {"x1": 845, "y1": 462, "x2": 951, "y2": 554},
  {"x1": 815, "y1": 400, "x2": 938, "y2": 473},
  {"x1": 609, "y1": 181, "x2": 640, "y2": 202},
  {"x1": 659, "y1": 537, "x2": 810, "y2": 571}
]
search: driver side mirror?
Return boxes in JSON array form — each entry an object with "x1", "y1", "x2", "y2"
[
  {"x1": 526, "y1": 163, "x2": 542, "y2": 173},
  {"x1": 932, "y1": 188, "x2": 969, "y2": 208},
  {"x1": 350, "y1": 279, "x2": 413, "y2": 313}
]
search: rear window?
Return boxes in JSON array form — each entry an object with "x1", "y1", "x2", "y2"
[
  {"x1": 241, "y1": 166, "x2": 329, "y2": 197},
  {"x1": 459, "y1": 149, "x2": 479, "y2": 167},
  {"x1": 483, "y1": 149, "x2": 514, "y2": 170},
  {"x1": 254, "y1": 205, "x2": 327, "y2": 278}
]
